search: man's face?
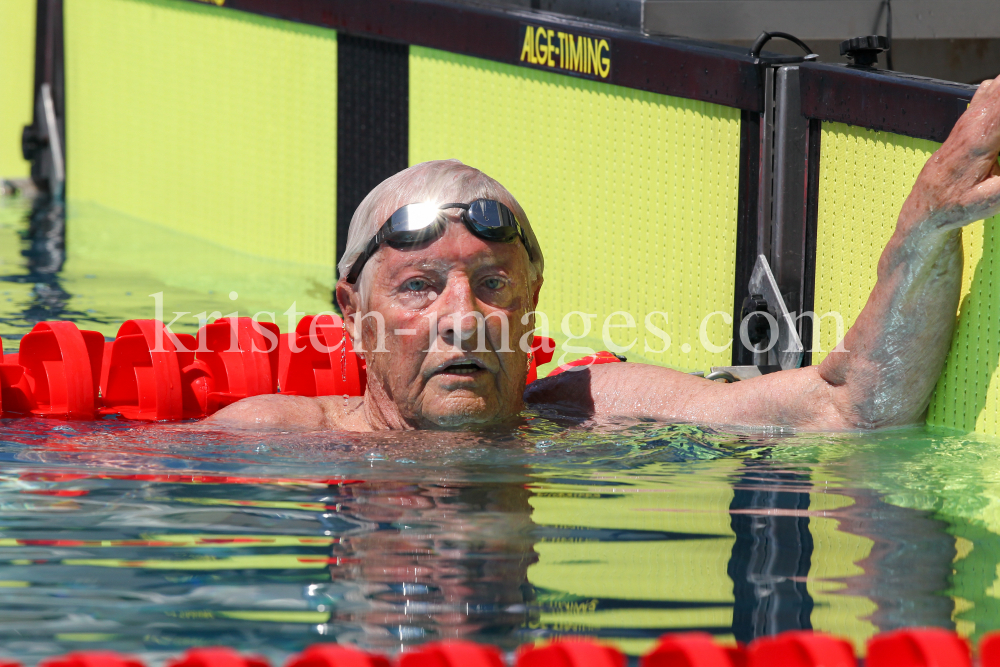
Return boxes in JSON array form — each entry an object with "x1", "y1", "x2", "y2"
[{"x1": 343, "y1": 217, "x2": 540, "y2": 429}]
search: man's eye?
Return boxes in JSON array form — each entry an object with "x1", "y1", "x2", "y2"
[
  {"x1": 403, "y1": 278, "x2": 428, "y2": 292},
  {"x1": 483, "y1": 277, "x2": 506, "y2": 290}
]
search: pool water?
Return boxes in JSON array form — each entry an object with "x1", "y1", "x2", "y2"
[{"x1": 3, "y1": 195, "x2": 1000, "y2": 662}]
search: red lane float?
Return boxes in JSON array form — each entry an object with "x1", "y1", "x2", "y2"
[
  {"x1": 0, "y1": 321, "x2": 104, "y2": 418},
  {"x1": 166, "y1": 648, "x2": 269, "y2": 667},
  {"x1": 525, "y1": 334, "x2": 556, "y2": 383},
  {"x1": 398, "y1": 642, "x2": 503, "y2": 667},
  {"x1": 11, "y1": 629, "x2": 1000, "y2": 667},
  {"x1": 981, "y1": 631, "x2": 1000, "y2": 666},
  {"x1": 517, "y1": 640, "x2": 625, "y2": 667},
  {"x1": 642, "y1": 633, "x2": 745, "y2": 667},
  {"x1": 279, "y1": 315, "x2": 365, "y2": 398},
  {"x1": 100, "y1": 319, "x2": 200, "y2": 420},
  {"x1": 748, "y1": 631, "x2": 854, "y2": 667},
  {"x1": 199, "y1": 317, "x2": 280, "y2": 413},
  {"x1": 286, "y1": 644, "x2": 390, "y2": 667},
  {"x1": 866, "y1": 628, "x2": 971, "y2": 667},
  {"x1": 40, "y1": 652, "x2": 145, "y2": 667},
  {"x1": 546, "y1": 350, "x2": 624, "y2": 377}
]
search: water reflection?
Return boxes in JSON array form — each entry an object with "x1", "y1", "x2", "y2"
[
  {"x1": 0, "y1": 194, "x2": 84, "y2": 342},
  {"x1": 326, "y1": 479, "x2": 537, "y2": 652},
  {"x1": 0, "y1": 417, "x2": 990, "y2": 660}
]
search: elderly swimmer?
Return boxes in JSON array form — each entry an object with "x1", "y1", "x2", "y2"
[{"x1": 205, "y1": 79, "x2": 1000, "y2": 432}]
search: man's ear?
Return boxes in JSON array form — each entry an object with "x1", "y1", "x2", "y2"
[
  {"x1": 335, "y1": 279, "x2": 363, "y2": 342},
  {"x1": 531, "y1": 276, "x2": 544, "y2": 309}
]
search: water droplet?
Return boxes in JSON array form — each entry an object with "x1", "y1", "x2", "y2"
[{"x1": 536, "y1": 440, "x2": 554, "y2": 448}]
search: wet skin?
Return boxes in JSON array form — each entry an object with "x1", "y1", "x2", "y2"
[{"x1": 206, "y1": 79, "x2": 1000, "y2": 432}]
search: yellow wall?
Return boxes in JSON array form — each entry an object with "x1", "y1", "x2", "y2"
[
  {"x1": 410, "y1": 47, "x2": 743, "y2": 372},
  {"x1": 0, "y1": 0, "x2": 36, "y2": 178},
  {"x1": 63, "y1": 0, "x2": 337, "y2": 273},
  {"x1": 811, "y1": 121, "x2": 1000, "y2": 435}
]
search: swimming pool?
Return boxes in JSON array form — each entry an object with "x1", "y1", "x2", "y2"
[{"x1": 3, "y1": 195, "x2": 1000, "y2": 663}]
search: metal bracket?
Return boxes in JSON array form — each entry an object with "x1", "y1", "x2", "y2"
[
  {"x1": 748, "y1": 254, "x2": 804, "y2": 370},
  {"x1": 37, "y1": 83, "x2": 65, "y2": 200}
]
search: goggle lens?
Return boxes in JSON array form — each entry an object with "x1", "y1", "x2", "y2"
[
  {"x1": 384, "y1": 203, "x2": 445, "y2": 248},
  {"x1": 346, "y1": 199, "x2": 531, "y2": 284}
]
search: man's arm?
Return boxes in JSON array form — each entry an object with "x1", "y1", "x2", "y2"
[{"x1": 526, "y1": 79, "x2": 1000, "y2": 430}]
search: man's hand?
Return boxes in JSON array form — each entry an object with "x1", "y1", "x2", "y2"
[{"x1": 912, "y1": 79, "x2": 1000, "y2": 230}]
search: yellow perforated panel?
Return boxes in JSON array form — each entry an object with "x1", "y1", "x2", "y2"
[
  {"x1": 928, "y1": 215, "x2": 1000, "y2": 433},
  {"x1": 0, "y1": 0, "x2": 35, "y2": 178},
  {"x1": 812, "y1": 121, "x2": 1000, "y2": 435},
  {"x1": 409, "y1": 47, "x2": 742, "y2": 372},
  {"x1": 64, "y1": 0, "x2": 337, "y2": 272}
]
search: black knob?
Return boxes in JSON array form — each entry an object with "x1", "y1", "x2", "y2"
[
  {"x1": 740, "y1": 294, "x2": 770, "y2": 348},
  {"x1": 21, "y1": 124, "x2": 49, "y2": 162},
  {"x1": 840, "y1": 35, "x2": 889, "y2": 68}
]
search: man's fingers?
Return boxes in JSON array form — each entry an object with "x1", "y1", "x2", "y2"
[
  {"x1": 971, "y1": 78, "x2": 996, "y2": 107},
  {"x1": 960, "y1": 174, "x2": 1000, "y2": 224},
  {"x1": 952, "y1": 78, "x2": 1000, "y2": 168}
]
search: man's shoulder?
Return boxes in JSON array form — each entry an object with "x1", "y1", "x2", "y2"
[{"x1": 198, "y1": 394, "x2": 366, "y2": 432}]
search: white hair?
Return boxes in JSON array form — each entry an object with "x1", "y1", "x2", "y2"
[{"x1": 337, "y1": 160, "x2": 544, "y2": 304}]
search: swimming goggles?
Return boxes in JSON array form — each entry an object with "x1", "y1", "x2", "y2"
[{"x1": 345, "y1": 199, "x2": 535, "y2": 284}]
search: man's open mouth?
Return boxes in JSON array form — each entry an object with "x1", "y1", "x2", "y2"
[{"x1": 434, "y1": 358, "x2": 488, "y2": 376}]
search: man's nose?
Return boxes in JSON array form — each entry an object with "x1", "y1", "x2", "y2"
[{"x1": 434, "y1": 278, "x2": 479, "y2": 346}]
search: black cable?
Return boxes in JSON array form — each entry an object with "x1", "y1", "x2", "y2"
[{"x1": 749, "y1": 31, "x2": 816, "y2": 58}]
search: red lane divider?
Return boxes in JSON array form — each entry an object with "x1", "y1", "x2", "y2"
[
  {"x1": 40, "y1": 651, "x2": 145, "y2": 667},
  {"x1": 198, "y1": 317, "x2": 280, "y2": 413},
  {"x1": 525, "y1": 334, "x2": 556, "y2": 384},
  {"x1": 867, "y1": 628, "x2": 971, "y2": 667},
  {"x1": 0, "y1": 322, "x2": 104, "y2": 418},
  {"x1": 0, "y1": 313, "x2": 566, "y2": 422},
  {"x1": 546, "y1": 350, "x2": 623, "y2": 377},
  {"x1": 642, "y1": 633, "x2": 745, "y2": 667},
  {"x1": 287, "y1": 645, "x2": 390, "y2": 667},
  {"x1": 100, "y1": 319, "x2": 201, "y2": 421},
  {"x1": 981, "y1": 631, "x2": 1000, "y2": 666},
  {"x1": 748, "y1": 631, "x2": 854, "y2": 667},
  {"x1": 11, "y1": 629, "x2": 1000, "y2": 667},
  {"x1": 518, "y1": 640, "x2": 625, "y2": 667},
  {"x1": 279, "y1": 315, "x2": 365, "y2": 398},
  {"x1": 166, "y1": 648, "x2": 269, "y2": 667},
  {"x1": 399, "y1": 642, "x2": 503, "y2": 667},
  {"x1": 17, "y1": 472, "x2": 364, "y2": 485}
]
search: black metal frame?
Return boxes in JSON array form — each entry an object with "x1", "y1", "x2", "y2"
[
  {"x1": 799, "y1": 62, "x2": 976, "y2": 143},
  {"x1": 182, "y1": 0, "x2": 764, "y2": 112},
  {"x1": 336, "y1": 34, "x2": 409, "y2": 271},
  {"x1": 26, "y1": 0, "x2": 64, "y2": 196},
  {"x1": 732, "y1": 110, "x2": 761, "y2": 366}
]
